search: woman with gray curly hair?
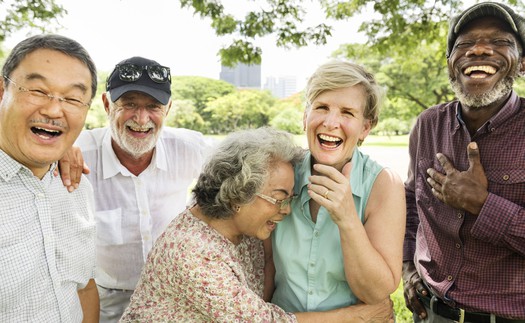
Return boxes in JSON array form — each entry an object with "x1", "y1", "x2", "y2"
[{"x1": 121, "y1": 127, "x2": 393, "y2": 322}]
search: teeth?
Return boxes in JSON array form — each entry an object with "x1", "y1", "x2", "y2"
[
  {"x1": 129, "y1": 126, "x2": 150, "y2": 132},
  {"x1": 464, "y1": 65, "x2": 496, "y2": 75},
  {"x1": 319, "y1": 134, "x2": 340, "y2": 142},
  {"x1": 35, "y1": 127, "x2": 59, "y2": 133}
]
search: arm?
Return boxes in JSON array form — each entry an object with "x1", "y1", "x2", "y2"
[
  {"x1": 56, "y1": 145, "x2": 90, "y2": 192},
  {"x1": 308, "y1": 163, "x2": 405, "y2": 304},
  {"x1": 262, "y1": 238, "x2": 275, "y2": 302},
  {"x1": 77, "y1": 278, "x2": 99, "y2": 323},
  {"x1": 402, "y1": 121, "x2": 428, "y2": 319},
  {"x1": 295, "y1": 298, "x2": 394, "y2": 323},
  {"x1": 427, "y1": 142, "x2": 525, "y2": 256},
  {"x1": 182, "y1": 241, "x2": 392, "y2": 323}
]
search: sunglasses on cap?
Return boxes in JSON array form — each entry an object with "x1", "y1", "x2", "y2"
[{"x1": 110, "y1": 63, "x2": 171, "y2": 85}]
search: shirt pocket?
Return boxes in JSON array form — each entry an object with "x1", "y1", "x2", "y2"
[
  {"x1": 485, "y1": 168, "x2": 525, "y2": 205},
  {"x1": 95, "y1": 208, "x2": 123, "y2": 246}
]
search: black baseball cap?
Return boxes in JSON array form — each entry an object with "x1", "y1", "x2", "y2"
[
  {"x1": 106, "y1": 56, "x2": 171, "y2": 105},
  {"x1": 447, "y1": 2, "x2": 525, "y2": 57}
]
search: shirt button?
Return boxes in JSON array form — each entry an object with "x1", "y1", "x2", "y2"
[
  {"x1": 314, "y1": 231, "x2": 319, "y2": 237},
  {"x1": 503, "y1": 175, "x2": 510, "y2": 181},
  {"x1": 490, "y1": 127, "x2": 495, "y2": 132},
  {"x1": 310, "y1": 262, "x2": 315, "y2": 267},
  {"x1": 308, "y1": 290, "x2": 313, "y2": 295},
  {"x1": 455, "y1": 243, "x2": 461, "y2": 249},
  {"x1": 457, "y1": 213, "x2": 463, "y2": 219},
  {"x1": 447, "y1": 275, "x2": 453, "y2": 281}
]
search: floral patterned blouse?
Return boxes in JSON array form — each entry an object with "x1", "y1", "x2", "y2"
[{"x1": 120, "y1": 208, "x2": 297, "y2": 322}]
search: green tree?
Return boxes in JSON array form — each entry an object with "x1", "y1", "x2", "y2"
[
  {"x1": 171, "y1": 76, "x2": 235, "y2": 120},
  {"x1": 179, "y1": 0, "x2": 524, "y2": 66},
  {"x1": 204, "y1": 89, "x2": 275, "y2": 133},
  {"x1": 1, "y1": 0, "x2": 66, "y2": 42},
  {"x1": 165, "y1": 99, "x2": 206, "y2": 131}
]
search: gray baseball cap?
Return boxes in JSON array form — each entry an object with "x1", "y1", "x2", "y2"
[{"x1": 447, "y1": 2, "x2": 525, "y2": 57}]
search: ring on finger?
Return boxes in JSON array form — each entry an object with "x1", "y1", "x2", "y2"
[{"x1": 323, "y1": 190, "x2": 329, "y2": 199}]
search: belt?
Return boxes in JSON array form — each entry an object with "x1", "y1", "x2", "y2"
[{"x1": 418, "y1": 292, "x2": 525, "y2": 323}]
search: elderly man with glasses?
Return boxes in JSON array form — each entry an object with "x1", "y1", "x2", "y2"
[
  {"x1": 60, "y1": 56, "x2": 211, "y2": 322},
  {"x1": 0, "y1": 34, "x2": 99, "y2": 322}
]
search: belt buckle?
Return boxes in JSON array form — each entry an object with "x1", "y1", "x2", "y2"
[{"x1": 454, "y1": 309, "x2": 465, "y2": 323}]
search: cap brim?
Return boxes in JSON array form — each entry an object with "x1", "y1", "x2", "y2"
[{"x1": 109, "y1": 84, "x2": 170, "y2": 105}]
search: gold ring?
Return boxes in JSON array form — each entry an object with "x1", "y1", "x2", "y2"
[{"x1": 323, "y1": 190, "x2": 329, "y2": 199}]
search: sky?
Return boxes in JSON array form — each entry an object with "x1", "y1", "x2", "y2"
[{"x1": 4, "y1": 0, "x2": 365, "y2": 90}]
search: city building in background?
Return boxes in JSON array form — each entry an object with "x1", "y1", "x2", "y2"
[
  {"x1": 220, "y1": 63, "x2": 261, "y2": 89},
  {"x1": 263, "y1": 76, "x2": 298, "y2": 99}
]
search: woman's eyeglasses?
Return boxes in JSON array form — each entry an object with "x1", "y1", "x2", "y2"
[
  {"x1": 111, "y1": 63, "x2": 171, "y2": 85},
  {"x1": 256, "y1": 193, "x2": 296, "y2": 210}
]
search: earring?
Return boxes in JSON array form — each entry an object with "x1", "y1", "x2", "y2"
[{"x1": 234, "y1": 205, "x2": 241, "y2": 212}]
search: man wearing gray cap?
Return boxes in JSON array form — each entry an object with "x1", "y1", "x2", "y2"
[
  {"x1": 403, "y1": 2, "x2": 525, "y2": 322},
  {"x1": 69, "y1": 56, "x2": 210, "y2": 322}
]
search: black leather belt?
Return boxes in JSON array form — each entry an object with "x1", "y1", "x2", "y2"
[{"x1": 418, "y1": 292, "x2": 525, "y2": 323}]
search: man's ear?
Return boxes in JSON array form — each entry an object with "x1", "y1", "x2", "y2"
[
  {"x1": 520, "y1": 57, "x2": 525, "y2": 76},
  {"x1": 0, "y1": 77, "x2": 4, "y2": 100},
  {"x1": 102, "y1": 92, "x2": 111, "y2": 114}
]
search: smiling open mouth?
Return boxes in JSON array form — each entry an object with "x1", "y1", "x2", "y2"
[
  {"x1": 31, "y1": 126, "x2": 62, "y2": 138},
  {"x1": 127, "y1": 125, "x2": 152, "y2": 134},
  {"x1": 318, "y1": 134, "x2": 343, "y2": 148},
  {"x1": 464, "y1": 65, "x2": 497, "y2": 79}
]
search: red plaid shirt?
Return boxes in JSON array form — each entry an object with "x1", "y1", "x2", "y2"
[{"x1": 404, "y1": 91, "x2": 525, "y2": 318}]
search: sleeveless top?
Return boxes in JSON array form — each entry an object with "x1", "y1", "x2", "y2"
[{"x1": 271, "y1": 148, "x2": 383, "y2": 311}]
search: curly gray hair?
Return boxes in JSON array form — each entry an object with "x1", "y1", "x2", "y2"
[{"x1": 192, "y1": 127, "x2": 305, "y2": 219}]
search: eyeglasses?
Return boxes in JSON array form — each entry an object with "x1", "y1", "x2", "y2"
[
  {"x1": 110, "y1": 63, "x2": 171, "y2": 86},
  {"x1": 3, "y1": 76, "x2": 90, "y2": 110},
  {"x1": 113, "y1": 101, "x2": 165, "y2": 113},
  {"x1": 256, "y1": 193, "x2": 296, "y2": 210}
]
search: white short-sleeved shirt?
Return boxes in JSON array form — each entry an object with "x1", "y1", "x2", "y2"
[
  {"x1": 0, "y1": 150, "x2": 96, "y2": 322},
  {"x1": 75, "y1": 127, "x2": 210, "y2": 290}
]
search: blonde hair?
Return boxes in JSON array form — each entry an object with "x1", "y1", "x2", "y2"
[{"x1": 305, "y1": 60, "x2": 383, "y2": 134}]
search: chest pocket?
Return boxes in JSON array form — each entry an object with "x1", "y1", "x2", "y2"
[{"x1": 486, "y1": 168, "x2": 525, "y2": 206}]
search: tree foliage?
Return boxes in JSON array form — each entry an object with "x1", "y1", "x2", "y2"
[
  {"x1": 0, "y1": 0, "x2": 66, "y2": 42},
  {"x1": 180, "y1": 0, "x2": 524, "y2": 66}
]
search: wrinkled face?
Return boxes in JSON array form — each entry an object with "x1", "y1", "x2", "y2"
[
  {"x1": 448, "y1": 17, "x2": 524, "y2": 108},
  {"x1": 0, "y1": 49, "x2": 92, "y2": 178},
  {"x1": 304, "y1": 86, "x2": 371, "y2": 172},
  {"x1": 107, "y1": 91, "x2": 169, "y2": 158},
  {"x1": 234, "y1": 160, "x2": 295, "y2": 241}
]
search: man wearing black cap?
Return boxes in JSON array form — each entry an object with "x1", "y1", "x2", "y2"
[
  {"x1": 402, "y1": 2, "x2": 525, "y2": 322},
  {"x1": 71, "y1": 56, "x2": 210, "y2": 322}
]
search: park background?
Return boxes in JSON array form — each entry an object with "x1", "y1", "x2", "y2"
[{"x1": 3, "y1": 0, "x2": 525, "y2": 321}]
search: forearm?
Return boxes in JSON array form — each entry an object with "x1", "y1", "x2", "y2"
[
  {"x1": 472, "y1": 192, "x2": 525, "y2": 256},
  {"x1": 78, "y1": 279, "x2": 99, "y2": 323},
  {"x1": 339, "y1": 225, "x2": 398, "y2": 304},
  {"x1": 294, "y1": 298, "x2": 393, "y2": 323}
]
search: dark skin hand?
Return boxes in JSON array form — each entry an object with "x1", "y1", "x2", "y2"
[
  {"x1": 426, "y1": 142, "x2": 489, "y2": 215},
  {"x1": 402, "y1": 261, "x2": 428, "y2": 320}
]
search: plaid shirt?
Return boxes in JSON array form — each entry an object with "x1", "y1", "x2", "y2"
[
  {"x1": 0, "y1": 150, "x2": 96, "y2": 322},
  {"x1": 404, "y1": 91, "x2": 525, "y2": 318}
]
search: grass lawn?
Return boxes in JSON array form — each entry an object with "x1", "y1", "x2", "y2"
[{"x1": 393, "y1": 283, "x2": 412, "y2": 322}]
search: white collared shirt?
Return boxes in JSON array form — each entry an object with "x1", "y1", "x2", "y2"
[
  {"x1": 0, "y1": 150, "x2": 96, "y2": 322},
  {"x1": 75, "y1": 127, "x2": 211, "y2": 290}
]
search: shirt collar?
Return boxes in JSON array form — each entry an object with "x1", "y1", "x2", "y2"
[
  {"x1": 0, "y1": 149, "x2": 56, "y2": 182},
  {"x1": 454, "y1": 91, "x2": 520, "y2": 134},
  {"x1": 101, "y1": 130, "x2": 167, "y2": 179}
]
